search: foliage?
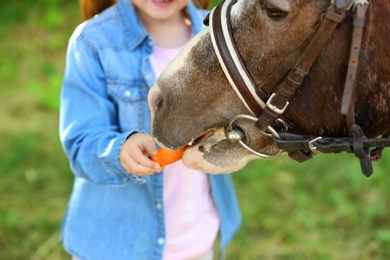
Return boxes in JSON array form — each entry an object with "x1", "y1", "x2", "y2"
[
  {"x1": 0, "y1": 0, "x2": 79, "y2": 112},
  {"x1": 1, "y1": 0, "x2": 390, "y2": 259},
  {"x1": 209, "y1": 0, "x2": 221, "y2": 8}
]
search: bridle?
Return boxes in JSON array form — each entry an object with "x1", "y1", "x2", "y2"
[{"x1": 204, "y1": 0, "x2": 390, "y2": 177}]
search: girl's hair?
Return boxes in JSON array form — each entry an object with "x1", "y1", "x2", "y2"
[
  {"x1": 80, "y1": 0, "x2": 116, "y2": 21},
  {"x1": 80, "y1": 0, "x2": 212, "y2": 21},
  {"x1": 193, "y1": 0, "x2": 212, "y2": 9}
]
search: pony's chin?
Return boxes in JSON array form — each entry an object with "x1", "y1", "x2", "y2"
[{"x1": 181, "y1": 150, "x2": 252, "y2": 173}]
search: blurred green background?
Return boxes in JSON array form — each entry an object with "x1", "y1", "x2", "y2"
[{"x1": 1, "y1": 0, "x2": 389, "y2": 259}]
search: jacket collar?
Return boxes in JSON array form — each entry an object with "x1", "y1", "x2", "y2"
[{"x1": 117, "y1": 0, "x2": 203, "y2": 50}]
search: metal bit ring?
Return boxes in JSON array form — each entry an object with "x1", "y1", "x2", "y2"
[{"x1": 225, "y1": 114, "x2": 283, "y2": 159}]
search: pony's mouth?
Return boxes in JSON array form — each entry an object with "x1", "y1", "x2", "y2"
[
  {"x1": 184, "y1": 127, "x2": 229, "y2": 156},
  {"x1": 187, "y1": 129, "x2": 216, "y2": 148},
  {"x1": 153, "y1": 128, "x2": 218, "y2": 155},
  {"x1": 181, "y1": 127, "x2": 244, "y2": 173}
]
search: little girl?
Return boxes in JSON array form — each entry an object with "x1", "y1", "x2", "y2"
[{"x1": 60, "y1": 0, "x2": 241, "y2": 259}]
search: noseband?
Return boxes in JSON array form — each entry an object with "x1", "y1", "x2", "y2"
[{"x1": 205, "y1": 0, "x2": 390, "y2": 176}]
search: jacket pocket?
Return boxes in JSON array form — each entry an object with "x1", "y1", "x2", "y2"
[
  {"x1": 107, "y1": 80, "x2": 150, "y2": 133},
  {"x1": 107, "y1": 83, "x2": 143, "y2": 102}
]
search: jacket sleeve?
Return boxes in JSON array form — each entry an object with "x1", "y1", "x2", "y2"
[{"x1": 59, "y1": 27, "x2": 145, "y2": 186}]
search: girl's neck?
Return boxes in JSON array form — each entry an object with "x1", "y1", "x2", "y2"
[{"x1": 137, "y1": 10, "x2": 192, "y2": 48}]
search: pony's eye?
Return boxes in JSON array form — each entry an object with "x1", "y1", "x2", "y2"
[{"x1": 261, "y1": 3, "x2": 288, "y2": 20}]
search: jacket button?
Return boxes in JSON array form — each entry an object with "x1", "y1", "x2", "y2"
[
  {"x1": 158, "y1": 238, "x2": 165, "y2": 245},
  {"x1": 156, "y1": 203, "x2": 162, "y2": 209}
]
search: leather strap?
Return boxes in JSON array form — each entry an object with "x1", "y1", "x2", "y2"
[
  {"x1": 341, "y1": 3, "x2": 368, "y2": 130},
  {"x1": 275, "y1": 129, "x2": 390, "y2": 177},
  {"x1": 209, "y1": 0, "x2": 265, "y2": 116},
  {"x1": 259, "y1": 29, "x2": 319, "y2": 96},
  {"x1": 255, "y1": 4, "x2": 348, "y2": 132},
  {"x1": 275, "y1": 132, "x2": 390, "y2": 154},
  {"x1": 287, "y1": 150, "x2": 313, "y2": 163}
]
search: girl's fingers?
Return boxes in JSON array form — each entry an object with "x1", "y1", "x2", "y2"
[{"x1": 122, "y1": 152, "x2": 161, "y2": 176}]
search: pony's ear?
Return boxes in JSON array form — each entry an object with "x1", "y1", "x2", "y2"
[{"x1": 80, "y1": 0, "x2": 116, "y2": 22}]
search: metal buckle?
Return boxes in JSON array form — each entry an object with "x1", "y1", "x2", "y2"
[
  {"x1": 354, "y1": 0, "x2": 369, "y2": 8},
  {"x1": 266, "y1": 93, "x2": 289, "y2": 115},
  {"x1": 308, "y1": 137, "x2": 322, "y2": 154}
]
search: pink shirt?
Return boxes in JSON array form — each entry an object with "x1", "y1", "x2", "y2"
[{"x1": 150, "y1": 45, "x2": 220, "y2": 259}]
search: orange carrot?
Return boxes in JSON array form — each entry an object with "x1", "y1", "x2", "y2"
[{"x1": 151, "y1": 146, "x2": 187, "y2": 167}]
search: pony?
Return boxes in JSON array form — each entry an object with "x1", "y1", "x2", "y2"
[{"x1": 148, "y1": 0, "x2": 390, "y2": 175}]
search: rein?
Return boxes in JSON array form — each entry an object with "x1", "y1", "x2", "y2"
[{"x1": 205, "y1": 0, "x2": 390, "y2": 176}]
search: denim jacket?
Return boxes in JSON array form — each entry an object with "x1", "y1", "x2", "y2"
[{"x1": 59, "y1": 0, "x2": 241, "y2": 259}]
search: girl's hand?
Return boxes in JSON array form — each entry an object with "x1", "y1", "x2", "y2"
[{"x1": 120, "y1": 133, "x2": 162, "y2": 176}]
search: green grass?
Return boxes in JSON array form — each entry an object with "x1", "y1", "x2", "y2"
[
  {"x1": 1, "y1": 1, "x2": 390, "y2": 259},
  {"x1": 0, "y1": 1, "x2": 79, "y2": 259},
  {"x1": 228, "y1": 153, "x2": 390, "y2": 259}
]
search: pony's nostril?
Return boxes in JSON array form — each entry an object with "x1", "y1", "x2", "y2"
[{"x1": 148, "y1": 84, "x2": 162, "y2": 116}]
